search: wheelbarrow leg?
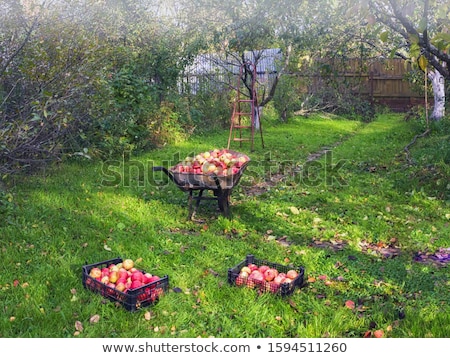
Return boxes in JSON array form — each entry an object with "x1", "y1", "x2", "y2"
[
  {"x1": 217, "y1": 189, "x2": 231, "y2": 217},
  {"x1": 188, "y1": 189, "x2": 204, "y2": 220}
]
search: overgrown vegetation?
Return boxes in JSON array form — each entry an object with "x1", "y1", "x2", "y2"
[
  {"x1": 0, "y1": 113, "x2": 448, "y2": 338},
  {"x1": 4, "y1": 1, "x2": 447, "y2": 177}
]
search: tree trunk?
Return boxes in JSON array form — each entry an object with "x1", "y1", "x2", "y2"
[{"x1": 428, "y1": 68, "x2": 445, "y2": 121}]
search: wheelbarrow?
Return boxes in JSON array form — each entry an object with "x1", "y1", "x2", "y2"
[{"x1": 152, "y1": 150, "x2": 250, "y2": 220}]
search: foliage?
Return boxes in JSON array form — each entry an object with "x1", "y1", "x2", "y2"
[
  {"x1": 0, "y1": 0, "x2": 199, "y2": 172},
  {"x1": 367, "y1": 0, "x2": 450, "y2": 79},
  {"x1": 1, "y1": 0, "x2": 447, "y2": 177}
]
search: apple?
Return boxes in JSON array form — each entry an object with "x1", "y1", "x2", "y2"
[
  {"x1": 147, "y1": 275, "x2": 160, "y2": 288},
  {"x1": 273, "y1": 272, "x2": 286, "y2": 285},
  {"x1": 142, "y1": 273, "x2": 153, "y2": 284},
  {"x1": 249, "y1": 270, "x2": 264, "y2": 282},
  {"x1": 240, "y1": 266, "x2": 252, "y2": 274},
  {"x1": 148, "y1": 275, "x2": 160, "y2": 283},
  {"x1": 109, "y1": 271, "x2": 119, "y2": 283},
  {"x1": 248, "y1": 270, "x2": 264, "y2": 288},
  {"x1": 101, "y1": 275, "x2": 110, "y2": 284},
  {"x1": 247, "y1": 263, "x2": 258, "y2": 272},
  {"x1": 236, "y1": 271, "x2": 249, "y2": 286},
  {"x1": 264, "y1": 268, "x2": 278, "y2": 282},
  {"x1": 238, "y1": 156, "x2": 247, "y2": 163},
  {"x1": 106, "y1": 282, "x2": 116, "y2": 295},
  {"x1": 266, "y1": 281, "x2": 280, "y2": 293},
  {"x1": 89, "y1": 267, "x2": 102, "y2": 279},
  {"x1": 118, "y1": 270, "x2": 128, "y2": 281},
  {"x1": 172, "y1": 149, "x2": 248, "y2": 176},
  {"x1": 286, "y1": 270, "x2": 299, "y2": 279},
  {"x1": 116, "y1": 277, "x2": 127, "y2": 285},
  {"x1": 130, "y1": 280, "x2": 143, "y2": 290},
  {"x1": 131, "y1": 271, "x2": 144, "y2": 283},
  {"x1": 281, "y1": 277, "x2": 292, "y2": 284},
  {"x1": 258, "y1": 265, "x2": 270, "y2": 274},
  {"x1": 150, "y1": 288, "x2": 164, "y2": 301},
  {"x1": 115, "y1": 282, "x2": 126, "y2": 292},
  {"x1": 122, "y1": 259, "x2": 134, "y2": 270},
  {"x1": 108, "y1": 264, "x2": 119, "y2": 272}
]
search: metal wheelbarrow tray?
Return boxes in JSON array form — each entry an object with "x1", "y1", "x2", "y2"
[{"x1": 153, "y1": 150, "x2": 250, "y2": 219}]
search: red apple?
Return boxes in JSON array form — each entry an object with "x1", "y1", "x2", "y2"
[
  {"x1": 249, "y1": 270, "x2": 264, "y2": 282},
  {"x1": 286, "y1": 270, "x2": 299, "y2": 279},
  {"x1": 142, "y1": 273, "x2": 153, "y2": 284},
  {"x1": 131, "y1": 271, "x2": 144, "y2": 282},
  {"x1": 101, "y1": 267, "x2": 110, "y2": 277},
  {"x1": 150, "y1": 288, "x2": 164, "y2": 301},
  {"x1": 148, "y1": 275, "x2": 160, "y2": 282},
  {"x1": 273, "y1": 273, "x2": 286, "y2": 285},
  {"x1": 130, "y1": 280, "x2": 143, "y2": 290},
  {"x1": 116, "y1": 277, "x2": 127, "y2": 285},
  {"x1": 258, "y1": 265, "x2": 270, "y2": 274},
  {"x1": 248, "y1": 270, "x2": 264, "y2": 288},
  {"x1": 147, "y1": 275, "x2": 160, "y2": 288},
  {"x1": 265, "y1": 281, "x2": 280, "y2": 293},
  {"x1": 264, "y1": 268, "x2": 277, "y2": 282},
  {"x1": 105, "y1": 282, "x2": 116, "y2": 296},
  {"x1": 247, "y1": 263, "x2": 258, "y2": 272}
]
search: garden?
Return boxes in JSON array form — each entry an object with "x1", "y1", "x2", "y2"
[{"x1": 0, "y1": 0, "x2": 449, "y2": 339}]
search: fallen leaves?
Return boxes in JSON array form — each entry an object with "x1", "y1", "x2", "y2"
[
  {"x1": 144, "y1": 311, "x2": 153, "y2": 321},
  {"x1": 74, "y1": 320, "x2": 83, "y2": 333},
  {"x1": 358, "y1": 239, "x2": 401, "y2": 259},
  {"x1": 90, "y1": 314, "x2": 100, "y2": 324},
  {"x1": 310, "y1": 238, "x2": 347, "y2": 251},
  {"x1": 414, "y1": 247, "x2": 450, "y2": 267}
]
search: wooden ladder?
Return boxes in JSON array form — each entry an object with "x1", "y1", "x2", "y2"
[{"x1": 227, "y1": 60, "x2": 264, "y2": 151}]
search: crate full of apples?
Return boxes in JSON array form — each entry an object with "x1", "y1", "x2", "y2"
[
  {"x1": 227, "y1": 254, "x2": 305, "y2": 296},
  {"x1": 82, "y1": 257, "x2": 169, "y2": 311}
]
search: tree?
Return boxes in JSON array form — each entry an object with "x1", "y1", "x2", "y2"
[{"x1": 368, "y1": 0, "x2": 450, "y2": 120}]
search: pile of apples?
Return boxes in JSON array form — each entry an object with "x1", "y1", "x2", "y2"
[
  {"x1": 87, "y1": 259, "x2": 163, "y2": 302},
  {"x1": 235, "y1": 263, "x2": 299, "y2": 293},
  {"x1": 172, "y1": 149, "x2": 249, "y2": 176}
]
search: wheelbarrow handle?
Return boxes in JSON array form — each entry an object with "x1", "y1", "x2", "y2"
[
  {"x1": 152, "y1": 166, "x2": 176, "y2": 183},
  {"x1": 152, "y1": 166, "x2": 167, "y2": 173}
]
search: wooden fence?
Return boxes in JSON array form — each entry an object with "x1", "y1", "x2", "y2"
[
  {"x1": 298, "y1": 58, "x2": 429, "y2": 112},
  {"x1": 183, "y1": 54, "x2": 428, "y2": 112}
]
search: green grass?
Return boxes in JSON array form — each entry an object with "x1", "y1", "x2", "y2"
[{"x1": 1, "y1": 113, "x2": 449, "y2": 338}]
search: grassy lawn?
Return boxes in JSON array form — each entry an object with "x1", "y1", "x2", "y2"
[{"x1": 1, "y1": 113, "x2": 449, "y2": 338}]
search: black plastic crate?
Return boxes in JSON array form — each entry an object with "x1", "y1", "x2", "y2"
[
  {"x1": 227, "y1": 254, "x2": 305, "y2": 296},
  {"x1": 82, "y1": 257, "x2": 169, "y2": 311}
]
